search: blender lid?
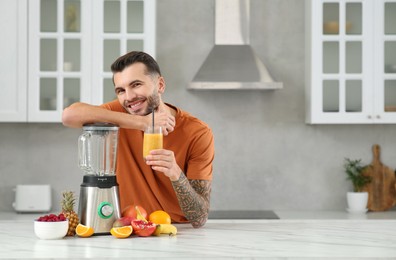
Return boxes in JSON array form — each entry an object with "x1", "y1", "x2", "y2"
[{"x1": 82, "y1": 123, "x2": 119, "y2": 131}]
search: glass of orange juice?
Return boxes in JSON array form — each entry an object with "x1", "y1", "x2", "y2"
[{"x1": 143, "y1": 126, "x2": 163, "y2": 159}]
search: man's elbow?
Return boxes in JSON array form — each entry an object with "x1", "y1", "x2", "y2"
[
  {"x1": 191, "y1": 213, "x2": 209, "y2": 229},
  {"x1": 62, "y1": 103, "x2": 82, "y2": 128},
  {"x1": 62, "y1": 106, "x2": 74, "y2": 127}
]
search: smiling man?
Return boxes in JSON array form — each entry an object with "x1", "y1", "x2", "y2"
[{"x1": 62, "y1": 51, "x2": 214, "y2": 228}]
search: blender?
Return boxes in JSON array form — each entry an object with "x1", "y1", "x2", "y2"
[{"x1": 77, "y1": 123, "x2": 121, "y2": 235}]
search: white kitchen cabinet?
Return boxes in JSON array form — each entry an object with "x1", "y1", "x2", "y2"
[
  {"x1": 0, "y1": 0, "x2": 27, "y2": 121},
  {"x1": 0, "y1": 0, "x2": 155, "y2": 122},
  {"x1": 90, "y1": 0, "x2": 156, "y2": 106},
  {"x1": 306, "y1": 0, "x2": 396, "y2": 124}
]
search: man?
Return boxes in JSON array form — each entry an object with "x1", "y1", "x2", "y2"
[{"x1": 62, "y1": 51, "x2": 214, "y2": 228}]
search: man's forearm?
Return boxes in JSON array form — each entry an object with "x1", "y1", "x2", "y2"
[
  {"x1": 171, "y1": 173, "x2": 211, "y2": 228},
  {"x1": 62, "y1": 102, "x2": 142, "y2": 129},
  {"x1": 62, "y1": 102, "x2": 175, "y2": 134}
]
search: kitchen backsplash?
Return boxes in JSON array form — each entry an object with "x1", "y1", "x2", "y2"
[{"x1": 1, "y1": 0, "x2": 396, "y2": 213}]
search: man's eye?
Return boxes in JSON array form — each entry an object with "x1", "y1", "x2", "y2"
[{"x1": 115, "y1": 89, "x2": 125, "y2": 95}]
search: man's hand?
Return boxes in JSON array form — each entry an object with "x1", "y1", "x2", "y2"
[
  {"x1": 145, "y1": 149, "x2": 181, "y2": 181},
  {"x1": 146, "y1": 147, "x2": 212, "y2": 228},
  {"x1": 144, "y1": 104, "x2": 175, "y2": 135}
]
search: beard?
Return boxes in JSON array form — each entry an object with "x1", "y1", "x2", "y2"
[
  {"x1": 144, "y1": 91, "x2": 160, "y2": 115},
  {"x1": 123, "y1": 89, "x2": 160, "y2": 116}
]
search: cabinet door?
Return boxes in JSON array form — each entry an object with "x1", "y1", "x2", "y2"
[
  {"x1": 307, "y1": 0, "x2": 374, "y2": 124},
  {"x1": 91, "y1": 0, "x2": 156, "y2": 105},
  {"x1": 374, "y1": 0, "x2": 396, "y2": 123},
  {"x1": 0, "y1": 0, "x2": 27, "y2": 122},
  {"x1": 28, "y1": 0, "x2": 91, "y2": 122}
]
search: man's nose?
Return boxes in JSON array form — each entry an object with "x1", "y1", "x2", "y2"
[{"x1": 125, "y1": 88, "x2": 136, "y2": 100}]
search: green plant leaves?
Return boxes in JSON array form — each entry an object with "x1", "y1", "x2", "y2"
[{"x1": 344, "y1": 158, "x2": 372, "y2": 192}]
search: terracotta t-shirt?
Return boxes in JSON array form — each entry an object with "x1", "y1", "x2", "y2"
[{"x1": 101, "y1": 100, "x2": 214, "y2": 223}]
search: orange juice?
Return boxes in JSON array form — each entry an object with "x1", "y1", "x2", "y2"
[{"x1": 143, "y1": 133, "x2": 163, "y2": 158}]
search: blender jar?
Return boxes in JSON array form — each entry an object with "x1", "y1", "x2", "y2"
[{"x1": 78, "y1": 123, "x2": 119, "y2": 176}]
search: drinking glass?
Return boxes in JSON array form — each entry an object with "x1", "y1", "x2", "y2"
[{"x1": 143, "y1": 126, "x2": 163, "y2": 159}]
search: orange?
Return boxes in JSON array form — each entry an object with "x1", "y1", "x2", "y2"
[
  {"x1": 110, "y1": 225, "x2": 133, "y2": 238},
  {"x1": 75, "y1": 223, "x2": 94, "y2": 238},
  {"x1": 148, "y1": 210, "x2": 171, "y2": 225}
]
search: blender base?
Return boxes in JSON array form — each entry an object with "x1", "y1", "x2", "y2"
[{"x1": 78, "y1": 175, "x2": 121, "y2": 234}]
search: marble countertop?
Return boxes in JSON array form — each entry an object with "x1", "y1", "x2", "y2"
[{"x1": 1, "y1": 210, "x2": 396, "y2": 258}]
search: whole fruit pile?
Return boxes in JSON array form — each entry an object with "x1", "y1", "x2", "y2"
[
  {"x1": 34, "y1": 202, "x2": 178, "y2": 239},
  {"x1": 110, "y1": 205, "x2": 178, "y2": 239}
]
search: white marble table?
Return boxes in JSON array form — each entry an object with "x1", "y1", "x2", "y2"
[{"x1": 1, "y1": 211, "x2": 396, "y2": 259}]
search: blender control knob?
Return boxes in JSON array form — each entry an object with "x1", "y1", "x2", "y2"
[{"x1": 97, "y1": 202, "x2": 114, "y2": 219}]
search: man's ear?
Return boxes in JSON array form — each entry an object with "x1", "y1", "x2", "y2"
[{"x1": 158, "y1": 76, "x2": 166, "y2": 94}]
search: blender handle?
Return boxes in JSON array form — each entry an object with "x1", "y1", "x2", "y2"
[{"x1": 78, "y1": 132, "x2": 91, "y2": 171}]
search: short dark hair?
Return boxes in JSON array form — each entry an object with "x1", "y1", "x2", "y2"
[{"x1": 110, "y1": 51, "x2": 161, "y2": 76}]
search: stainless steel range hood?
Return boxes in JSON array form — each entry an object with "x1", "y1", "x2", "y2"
[{"x1": 189, "y1": 0, "x2": 283, "y2": 90}]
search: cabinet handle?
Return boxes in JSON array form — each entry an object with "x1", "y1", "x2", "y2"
[
  {"x1": 368, "y1": 115, "x2": 372, "y2": 119},
  {"x1": 377, "y1": 115, "x2": 381, "y2": 119}
]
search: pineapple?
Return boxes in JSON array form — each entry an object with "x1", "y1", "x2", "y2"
[{"x1": 61, "y1": 191, "x2": 79, "y2": 236}]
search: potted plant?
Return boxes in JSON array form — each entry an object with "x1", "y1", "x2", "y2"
[{"x1": 344, "y1": 158, "x2": 371, "y2": 212}]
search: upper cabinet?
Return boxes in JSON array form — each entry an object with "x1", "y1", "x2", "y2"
[
  {"x1": 0, "y1": 0, "x2": 27, "y2": 122},
  {"x1": 90, "y1": 0, "x2": 155, "y2": 107},
  {"x1": 306, "y1": 0, "x2": 396, "y2": 124},
  {"x1": 0, "y1": 0, "x2": 155, "y2": 122}
]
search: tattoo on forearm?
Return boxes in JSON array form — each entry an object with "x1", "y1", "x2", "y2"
[{"x1": 171, "y1": 173, "x2": 211, "y2": 228}]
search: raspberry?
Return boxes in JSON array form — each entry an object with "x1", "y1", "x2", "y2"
[{"x1": 36, "y1": 213, "x2": 67, "y2": 222}]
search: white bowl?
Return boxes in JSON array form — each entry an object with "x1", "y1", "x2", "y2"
[{"x1": 34, "y1": 220, "x2": 69, "y2": 240}]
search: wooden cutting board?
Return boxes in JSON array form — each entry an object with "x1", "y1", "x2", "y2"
[{"x1": 361, "y1": 144, "x2": 396, "y2": 211}]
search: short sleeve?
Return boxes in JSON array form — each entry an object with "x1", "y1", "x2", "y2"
[{"x1": 185, "y1": 128, "x2": 214, "y2": 180}]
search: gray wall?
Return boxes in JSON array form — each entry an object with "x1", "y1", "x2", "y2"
[{"x1": 1, "y1": 0, "x2": 396, "y2": 212}]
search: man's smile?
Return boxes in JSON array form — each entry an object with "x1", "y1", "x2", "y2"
[{"x1": 126, "y1": 99, "x2": 146, "y2": 113}]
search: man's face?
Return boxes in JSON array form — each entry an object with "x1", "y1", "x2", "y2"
[{"x1": 113, "y1": 63, "x2": 164, "y2": 116}]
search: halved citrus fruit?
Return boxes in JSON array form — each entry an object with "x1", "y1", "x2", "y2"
[
  {"x1": 110, "y1": 225, "x2": 133, "y2": 238},
  {"x1": 148, "y1": 210, "x2": 171, "y2": 225},
  {"x1": 75, "y1": 223, "x2": 94, "y2": 238}
]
